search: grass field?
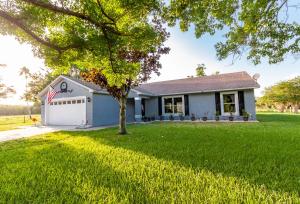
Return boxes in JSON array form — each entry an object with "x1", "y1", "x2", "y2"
[
  {"x1": 0, "y1": 113, "x2": 299, "y2": 203},
  {"x1": 0, "y1": 115, "x2": 40, "y2": 131}
]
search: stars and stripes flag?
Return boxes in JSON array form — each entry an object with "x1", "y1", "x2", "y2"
[{"x1": 47, "y1": 85, "x2": 58, "y2": 104}]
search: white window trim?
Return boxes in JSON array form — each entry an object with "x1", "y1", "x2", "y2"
[
  {"x1": 162, "y1": 95, "x2": 185, "y2": 116},
  {"x1": 220, "y1": 91, "x2": 239, "y2": 116}
]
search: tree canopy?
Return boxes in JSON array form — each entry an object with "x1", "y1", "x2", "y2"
[
  {"x1": 0, "y1": 0, "x2": 169, "y2": 134},
  {"x1": 257, "y1": 76, "x2": 300, "y2": 112},
  {"x1": 195, "y1": 63, "x2": 206, "y2": 77},
  {"x1": 164, "y1": 0, "x2": 300, "y2": 64}
]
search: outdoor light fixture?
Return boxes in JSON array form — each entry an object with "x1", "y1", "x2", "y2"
[{"x1": 87, "y1": 97, "x2": 91, "y2": 102}]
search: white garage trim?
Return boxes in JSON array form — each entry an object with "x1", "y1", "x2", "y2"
[{"x1": 45, "y1": 96, "x2": 87, "y2": 126}]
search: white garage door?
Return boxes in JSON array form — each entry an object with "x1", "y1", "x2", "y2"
[{"x1": 46, "y1": 96, "x2": 87, "y2": 126}]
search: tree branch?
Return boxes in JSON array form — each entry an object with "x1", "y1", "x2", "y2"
[
  {"x1": 96, "y1": 0, "x2": 115, "y2": 23},
  {"x1": 20, "y1": 0, "x2": 126, "y2": 36},
  {"x1": 0, "y1": 10, "x2": 80, "y2": 52}
]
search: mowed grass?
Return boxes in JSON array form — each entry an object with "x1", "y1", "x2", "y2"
[
  {"x1": 0, "y1": 115, "x2": 40, "y2": 131},
  {"x1": 0, "y1": 113, "x2": 299, "y2": 203}
]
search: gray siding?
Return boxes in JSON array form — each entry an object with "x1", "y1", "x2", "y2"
[
  {"x1": 145, "y1": 97, "x2": 158, "y2": 117},
  {"x1": 189, "y1": 93, "x2": 216, "y2": 119},
  {"x1": 40, "y1": 78, "x2": 93, "y2": 125},
  {"x1": 244, "y1": 89, "x2": 257, "y2": 119},
  {"x1": 92, "y1": 94, "x2": 135, "y2": 126},
  {"x1": 143, "y1": 89, "x2": 257, "y2": 120}
]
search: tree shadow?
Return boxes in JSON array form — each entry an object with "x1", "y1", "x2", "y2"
[
  {"x1": 0, "y1": 137, "x2": 157, "y2": 203},
  {"x1": 77, "y1": 119, "x2": 300, "y2": 196}
]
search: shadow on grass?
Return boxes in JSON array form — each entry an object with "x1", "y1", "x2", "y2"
[
  {"x1": 76, "y1": 114, "x2": 300, "y2": 196},
  {"x1": 0, "y1": 137, "x2": 156, "y2": 203}
]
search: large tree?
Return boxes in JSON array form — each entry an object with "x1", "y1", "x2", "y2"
[
  {"x1": 258, "y1": 77, "x2": 300, "y2": 113},
  {"x1": 164, "y1": 0, "x2": 300, "y2": 64},
  {"x1": 0, "y1": 0, "x2": 169, "y2": 134}
]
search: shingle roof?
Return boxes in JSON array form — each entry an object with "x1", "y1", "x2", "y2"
[
  {"x1": 135, "y1": 71, "x2": 260, "y2": 95},
  {"x1": 62, "y1": 75, "x2": 106, "y2": 93},
  {"x1": 40, "y1": 71, "x2": 259, "y2": 97}
]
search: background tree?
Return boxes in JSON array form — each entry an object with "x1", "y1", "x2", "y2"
[
  {"x1": 195, "y1": 63, "x2": 206, "y2": 77},
  {"x1": 0, "y1": 65, "x2": 15, "y2": 98},
  {"x1": 164, "y1": 0, "x2": 300, "y2": 64},
  {"x1": 23, "y1": 70, "x2": 58, "y2": 102},
  {"x1": 19, "y1": 66, "x2": 31, "y2": 117},
  {"x1": 257, "y1": 77, "x2": 300, "y2": 113},
  {"x1": 0, "y1": 0, "x2": 169, "y2": 134}
]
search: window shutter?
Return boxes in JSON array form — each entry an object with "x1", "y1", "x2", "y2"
[
  {"x1": 184, "y1": 95, "x2": 189, "y2": 116},
  {"x1": 238, "y1": 91, "x2": 245, "y2": 115},
  {"x1": 158, "y1": 97, "x2": 162, "y2": 116},
  {"x1": 215, "y1": 92, "x2": 221, "y2": 114}
]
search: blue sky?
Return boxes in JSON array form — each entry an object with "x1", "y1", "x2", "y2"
[
  {"x1": 0, "y1": 8, "x2": 300, "y2": 104},
  {"x1": 154, "y1": 25, "x2": 300, "y2": 97}
]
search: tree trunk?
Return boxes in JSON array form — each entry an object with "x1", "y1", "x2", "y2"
[{"x1": 119, "y1": 96, "x2": 127, "y2": 135}]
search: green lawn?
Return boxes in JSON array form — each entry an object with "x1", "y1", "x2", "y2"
[
  {"x1": 0, "y1": 115, "x2": 40, "y2": 131},
  {"x1": 0, "y1": 113, "x2": 299, "y2": 203}
]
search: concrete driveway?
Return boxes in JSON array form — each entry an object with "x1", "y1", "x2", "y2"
[{"x1": 0, "y1": 125, "x2": 76, "y2": 143}]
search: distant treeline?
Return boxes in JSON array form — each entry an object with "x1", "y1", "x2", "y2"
[{"x1": 0, "y1": 104, "x2": 40, "y2": 116}]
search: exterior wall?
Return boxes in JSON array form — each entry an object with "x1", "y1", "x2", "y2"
[
  {"x1": 127, "y1": 98, "x2": 135, "y2": 123},
  {"x1": 143, "y1": 89, "x2": 257, "y2": 120},
  {"x1": 92, "y1": 94, "x2": 135, "y2": 126},
  {"x1": 189, "y1": 92, "x2": 216, "y2": 119},
  {"x1": 145, "y1": 97, "x2": 158, "y2": 118},
  {"x1": 244, "y1": 89, "x2": 257, "y2": 119},
  {"x1": 40, "y1": 78, "x2": 93, "y2": 126}
]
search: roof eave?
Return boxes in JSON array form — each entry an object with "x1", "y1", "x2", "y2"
[{"x1": 154, "y1": 86, "x2": 259, "y2": 96}]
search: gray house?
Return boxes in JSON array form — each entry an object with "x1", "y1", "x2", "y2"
[{"x1": 38, "y1": 71, "x2": 260, "y2": 126}]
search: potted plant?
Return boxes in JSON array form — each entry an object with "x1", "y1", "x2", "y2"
[
  {"x1": 242, "y1": 110, "x2": 250, "y2": 121},
  {"x1": 215, "y1": 111, "x2": 220, "y2": 121},
  {"x1": 202, "y1": 112, "x2": 208, "y2": 121},
  {"x1": 191, "y1": 113, "x2": 196, "y2": 121},
  {"x1": 159, "y1": 115, "x2": 164, "y2": 121},
  {"x1": 179, "y1": 114, "x2": 184, "y2": 121},
  {"x1": 169, "y1": 114, "x2": 174, "y2": 121}
]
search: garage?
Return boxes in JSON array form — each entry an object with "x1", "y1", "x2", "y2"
[{"x1": 45, "y1": 96, "x2": 87, "y2": 126}]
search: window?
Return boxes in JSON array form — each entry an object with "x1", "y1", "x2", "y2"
[
  {"x1": 54, "y1": 102, "x2": 57, "y2": 105},
  {"x1": 164, "y1": 98, "x2": 173, "y2": 114},
  {"x1": 50, "y1": 102, "x2": 53, "y2": 106},
  {"x1": 63, "y1": 101, "x2": 66, "y2": 105},
  {"x1": 77, "y1": 100, "x2": 81, "y2": 104},
  {"x1": 58, "y1": 101, "x2": 62, "y2": 105},
  {"x1": 220, "y1": 92, "x2": 239, "y2": 116},
  {"x1": 163, "y1": 96, "x2": 184, "y2": 115},
  {"x1": 67, "y1": 101, "x2": 71, "y2": 104},
  {"x1": 72, "y1": 100, "x2": 76, "y2": 104},
  {"x1": 82, "y1": 99, "x2": 85, "y2": 103}
]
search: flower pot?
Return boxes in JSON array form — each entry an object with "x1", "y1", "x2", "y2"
[
  {"x1": 243, "y1": 116, "x2": 249, "y2": 121},
  {"x1": 229, "y1": 116, "x2": 234, "y2": 121},
  {"x1": 215, "y1": 116, "x2": 220, "y2": 121},
  {"x1": 202, "y1": 117, "x2": 208, "y2": 121}
]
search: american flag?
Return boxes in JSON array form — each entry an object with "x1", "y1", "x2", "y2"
[{"x1": 47, "y1": 85, "x2": 58, "y2": 104}]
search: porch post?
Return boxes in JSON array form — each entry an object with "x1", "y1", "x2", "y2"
[{"x1": 134, "y1": 97, "x2": 142, "y2": 122}]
